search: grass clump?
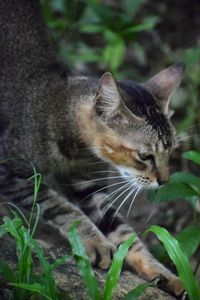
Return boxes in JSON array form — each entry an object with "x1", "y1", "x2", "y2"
[
  {"x1": 0, "y1": 167, "x2": 69, "y2": 300},
  {"x1": 0, "y1": 211, "x2": 69, "y2": 300}
]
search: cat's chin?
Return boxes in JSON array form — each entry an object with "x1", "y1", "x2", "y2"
[{"x1": 146, "y1": 181, "x2": 159, "y2": 189}]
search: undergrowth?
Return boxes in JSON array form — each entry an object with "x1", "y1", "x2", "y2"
[{"x1": 0, "y1": 151, "x2": 200, "y2": 299}]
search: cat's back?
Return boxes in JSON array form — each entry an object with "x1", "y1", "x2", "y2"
[{"x1": 0, "y1": 0, "x2": 57, "y2": 128}]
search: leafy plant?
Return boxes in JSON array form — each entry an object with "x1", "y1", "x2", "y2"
[
  {"x1": 145, "y1": 226, "x2": 200, "y2": 300},
  {"x1": 148, "y1": 151, "x2": 200, "y2": 209},
  {"x1": 40, "y1": 0, "x2": 158, "y2": 74},
  {"x1": 0, "y1": 212, "x2": 70, "y2": 300}
]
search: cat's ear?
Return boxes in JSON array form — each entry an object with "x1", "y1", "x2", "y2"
[
  {"x1": 143, "y1": 63, "x2": 185, "y2": 115},
  {"x1": 94, "y1": 72, "x2": 121, "y2": 118}
]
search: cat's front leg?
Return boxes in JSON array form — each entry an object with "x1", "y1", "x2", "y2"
[
  {"x1": 38, "y1": 188, "x2": 117, "y2": 269},
  {"x1": 82, "y1": 192, "x2": 184, "y2": 297}
]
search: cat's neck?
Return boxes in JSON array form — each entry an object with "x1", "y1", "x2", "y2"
[{"x1": 47, "y1": 76, "x2": 99, "y2": 165}]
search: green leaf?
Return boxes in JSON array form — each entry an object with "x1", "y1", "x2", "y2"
[
  {"x1": 10, "y1": 283, "x2": 51, "y2": 300},
  {"x1": 170, "y1": 172, "x2": 200, "y2": 191},
  {"x1": 183, "y1": 151, "x2": 200, "y2": 165},
  {"x1": 67, "y1": 221, "x2": 100, "y2": 300},
  {"x1": 148, "y1": 182, "x2": 197, "y2": 203},
  {"x1": 103, "y1": 34, "x2": 125, "y2": 71},
  {"x1": 176, "y1": 223, "x2": 200, "y2": 258},
  {"x1": 2, "y1": 215, "x2": 22, "y2": 241},
  {"x1": 80, "y1": 24, "x2": 104, "y2": 33},
  {"x1": 146, "y1": 225, "x2": 200, "y2": 300},
  {"x1": 103, "y1": 235, "x2": 136, "y2": 300},
  {"x1": 2, "y1": 215, "x2": 25, "y2": 259},
  {"x1": 124, "y1": 283, "x2": 150, "y2": 300},
  {"x1": 122, "y1": 16, "x2": 159, "y2": 34},
  {"x1": 89, "y1": 2, "x2": 114, "y2": 26}
]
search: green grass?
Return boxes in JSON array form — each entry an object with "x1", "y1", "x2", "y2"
[
  {"x1": 146, "y1": 226, "x2": 200, "y2": 300},
  {"x1": 0, "y1": 164, "x2": 69, "y2": 300},
  {"x1": 0, "y1": 212, "x2": 70, "y2": 300},
  {"x1": 0, "y1": 208, "x2": 199, "y2": 299}
]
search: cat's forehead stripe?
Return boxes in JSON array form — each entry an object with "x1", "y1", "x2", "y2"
[{"x1": 118, "y1": 81, "x2": 172, "y2": 149}]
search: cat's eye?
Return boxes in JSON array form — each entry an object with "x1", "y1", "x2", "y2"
[{"x1": 138, "y1": 153, "x2": 155, "y2": 162}]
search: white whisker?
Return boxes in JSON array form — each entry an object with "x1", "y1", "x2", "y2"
[
  {"x1": 176, "y1": 133, "x2": 200, "y2": 143},
  {"x1": 109, "y1": 184, "x2": 139, "y2": 230},
  {"x1": 145, "y1": 187, "x2": 161, "y2": 224},
  {"x1": 126, "y1": 185, "x2": 143, "y2": 222},
  {"x1": 176, "y1": 125, "x2": 199, "y2": 137},
  {"x1": 63, "y1": 175, "x2": 124, "y2": 187},
  {"x1": 80, "y1": 179, "x2": 131, "y2": 204},
  {"x1": 99, "y1": 181, "x2": 134, "y2": 207},
  {"x1": 98, "y1": 183, "x2": 134, "y2": 226}
]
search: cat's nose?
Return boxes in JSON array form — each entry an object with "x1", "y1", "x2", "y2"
[
  {"x1": 156, "y1": 169, "x2": 169, "y2": 186},
  {"x1": 157, "y1": 178, "x2": 168, "y2": 186}
]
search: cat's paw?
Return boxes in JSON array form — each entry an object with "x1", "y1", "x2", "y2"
[
  {"x1": 153, "y1": 274, "x2": 184, "y2": 297},
  {"x1": 83, "y1": 236, "x2": 116, "y2": 270}
]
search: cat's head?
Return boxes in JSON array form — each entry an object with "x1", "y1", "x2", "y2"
[{"x1": 91, "y1": 63, "x2": 185, "y2": 188}]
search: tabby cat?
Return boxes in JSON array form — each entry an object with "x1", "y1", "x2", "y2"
[{"x1": 0, "y1": 0, "x2": 185, "y2": 297}]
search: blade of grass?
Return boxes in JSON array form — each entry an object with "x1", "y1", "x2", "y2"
[
  {"x1": 103, "y1": 235, "x2": 136, "y2": 300},
  {"x1": 27, "y1": 172, "x2": 42, "y2": 226},
  {"x1": 67, "y1": 221, "x2": 100, "y2": 300},
  {"x1": 50, "y1": 254, "x2": 70, "y2": 271},
  {"x1": 123, "y1": 283, "x2": 151, "y2": 300},
  {"x1": 0, "y1": 156, "x2": 42, "y2": 228},
  {"x1": 30, "y1": 203, "x2": 41, "y2": 238},
  {"x1": 10, "y1": 283, "x2": 52, "y2": 300},
  {"x1": 32, "y1": 240, "x2": 58, "y2": 300},
  {"x1": 0, "y1": 202, "x2": 29, "y2": 227},
  {"x1": 145, "y1": 225, "x2": 200, "y2": 300}
]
